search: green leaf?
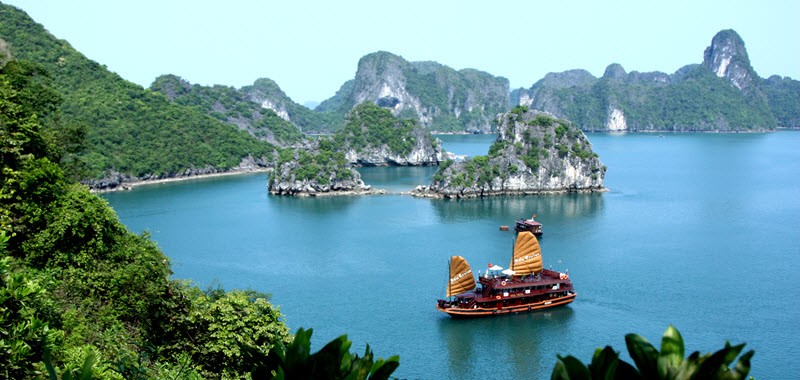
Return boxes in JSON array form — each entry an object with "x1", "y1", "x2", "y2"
[
  {"x1": 675, "y1": 351, "x2": 703, "y2": 380},
  {"x1": 552, "y1": 355, "x2": 592, "y2": 380},
  {"x1": 76, "y1": 352, "x2": 97, "y2": 380},
  {"x1": 729, "y1": 349, "x2": 754, "y2": 380},
  {"x1": 692, "y1": 343, "x2": 745, "y2": 379},
  {"x1": 658, "y1": 325, "x2": 685, "y2": 379},
  {"x1": 369, "y1": 356, "x2": 400, "y2": 380},
  {"x1": 625, "y1": 333, "x2": 659, "y2": 379},
  {"x1": 588, "y1": 346, "x2": 621, "y2": 380}
]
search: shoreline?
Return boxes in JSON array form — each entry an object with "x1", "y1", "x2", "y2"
[
  {"x1": 268, "y1": 188, "x2": 388, "y2": 197},
  {"x1": 90, "y1": 168, "x2": 271, "y2": 193},
  {"x1": 408, "y1": 186, "x2": 608, "y2": 199}
]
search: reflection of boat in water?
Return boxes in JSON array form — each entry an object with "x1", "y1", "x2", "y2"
[
  {"x1": 514, "y1": 214, "x2": 542, "y2": 237},
  {"x1": 436, "y1": 231, "x2": 575, "y2": 318}
]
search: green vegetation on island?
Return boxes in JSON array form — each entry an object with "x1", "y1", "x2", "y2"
[
  {"x1": 334, "y1": 101, "x2": 417, "y2": 156},
  {"x1": 763, "y1": 75, "x2": 800, "y2": 128}
]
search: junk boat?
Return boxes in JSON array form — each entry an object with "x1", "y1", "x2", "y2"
[
  {"x1": 515, "y1": 214, "x2": 542, "y2": 237},
  {"x1": 436, "y1": 231, "x2": 575, "y2": 317}
]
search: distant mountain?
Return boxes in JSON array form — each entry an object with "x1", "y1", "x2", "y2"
[
  {"x1": 317, "y1": 51, "x2": 509, "y2": 133},
  {"x1": 0, "y1": 3, "x2": 274, "y2": 184},
  {"x1": 150, "y1": 75, "x2": 303, "y2": 145},
  {"x1": 512, "y1": 29, "x2": 798, "y2": 131}
]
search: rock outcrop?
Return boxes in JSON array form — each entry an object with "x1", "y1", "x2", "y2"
[
  {"x1": 316, "y1": 51, "x2": 509, "y2": 133},
  {"x1": 0, "y1": 38, "x2": 12, "y2": 67},
  {"x1": 702, "y1": 29, "x2": 756, "y2": 91},
  {"x1": 268, "y1": 165, "x2": 380, "y2": 196},
  {"x1": 267, "y1": 140, "x2": 383, "y2": 196},
  {"x1": 412, "y1": 108, "x2": 605, "y2": 198}
]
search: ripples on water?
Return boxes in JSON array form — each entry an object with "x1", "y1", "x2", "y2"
[{"x1": 103, "y1": 132, "x2": 800, "y2": 380}]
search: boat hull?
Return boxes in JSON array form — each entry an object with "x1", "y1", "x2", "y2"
[
  {"x1": 437, "y1": 292, "x2": 576, "y2": 318},
  {"x1": 514, "y1": 220, "x2": 543, "y2": 237}
]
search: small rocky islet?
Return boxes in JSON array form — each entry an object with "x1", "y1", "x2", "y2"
[
  {"x1": 412, "y1": 108, "x2": 606, "y2": 198},
  {"x1": 268, "y1": 103, "x2": 606, "y2": 197}
]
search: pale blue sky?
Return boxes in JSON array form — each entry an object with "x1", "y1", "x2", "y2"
[{"x1": 5, "y1": 0, "x2": 799, "y2": 104}]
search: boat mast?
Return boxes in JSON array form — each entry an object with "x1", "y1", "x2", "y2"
[
  {"x1": 447, "y1": 257, "x2": 451, "y2": 299},
  {"x1": 510, "y1": 234, "x2": 516, "y2": 273}
]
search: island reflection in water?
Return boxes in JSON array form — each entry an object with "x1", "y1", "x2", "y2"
[{"x1": 430, "y1": 193, "x2": 605, "y2": 224}]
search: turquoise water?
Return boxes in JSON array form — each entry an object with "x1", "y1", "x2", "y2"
[{"x1": 103, "y1": 132, "x2": 800, "y2": 379}]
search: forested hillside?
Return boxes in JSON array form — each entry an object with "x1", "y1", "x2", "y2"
[
  {"x1": 150, "y1": 74, "x2": 304, "y2": 145},
  {"x1": 0, "y1": 4, "x2": 275, "y2": 183}
]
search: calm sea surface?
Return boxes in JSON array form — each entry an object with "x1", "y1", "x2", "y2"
[{"x1": 103, "y1": 132, "x2": 800, "y2": 379}]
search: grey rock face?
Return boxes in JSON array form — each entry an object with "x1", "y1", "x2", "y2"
[{"x1": 702, "y1": 29, "x2": 755, "y2": 90}]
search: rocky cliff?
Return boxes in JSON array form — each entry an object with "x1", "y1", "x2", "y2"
[
  {"x1": 240, "y1": 78, "x2": 337, "y2": 132},
  {"x1": 702, "y1": 29, "x2": 756, "y2": 91},
  {"x1": 511, "y1": 30, "x2": 781, "y2": 132},
  {"x1": 334, "y1": 102, "x2": 444, "y2": 166},
  {"x1": 317, "y1": 51, "x2": 509, "y2": 133},
  {"x1": 412, "y1": 108, "x2": 605, "y2": 198}
]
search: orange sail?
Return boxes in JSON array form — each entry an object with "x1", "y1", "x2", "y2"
[
  {"x1": 509, "y1": 231, "x2": 543, "y2": 276},
  {"x1": 446, "y1": 256, "x2": 476, "y2": 297}
]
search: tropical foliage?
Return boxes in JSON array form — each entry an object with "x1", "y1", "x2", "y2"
[
  {"x1": 551, "y1": 326, "x2": 754, "y2": 380},
  {"x1": 0, "y1": 54, "x2": 295, "y2": 378}
]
